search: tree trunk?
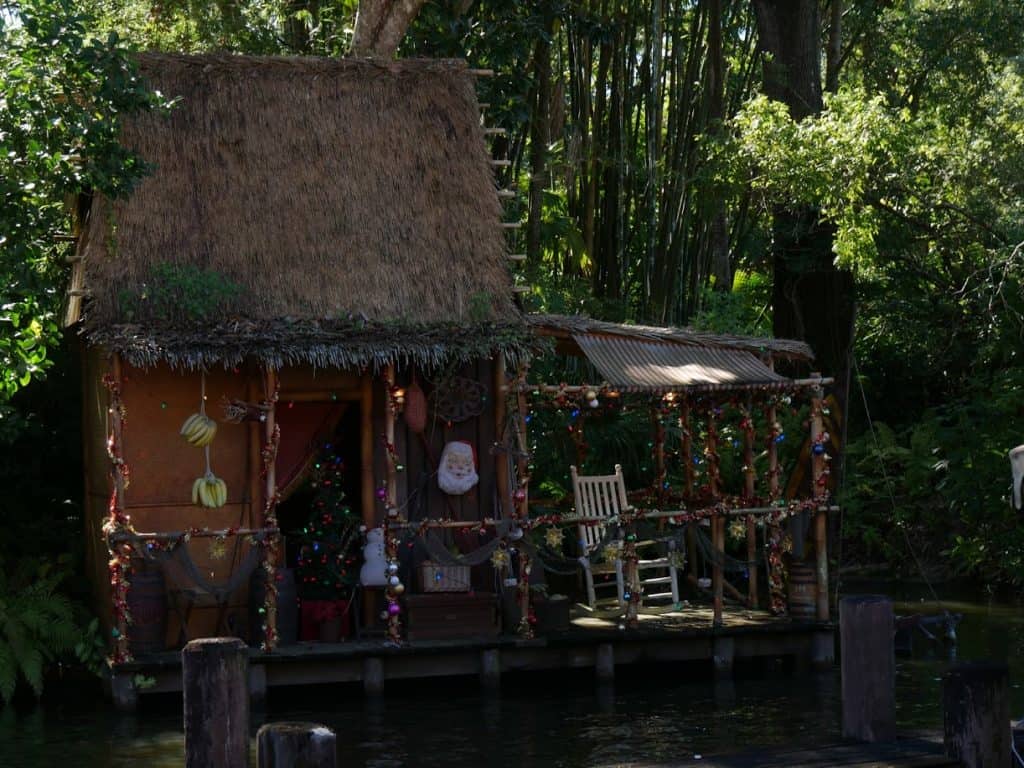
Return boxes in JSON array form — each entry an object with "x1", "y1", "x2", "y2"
[
  {"x1": 351, "y1": 0, "x2": 427, "y2": 57},
  {"x1": 752, "y1": 0, "x2": 855, "y2": 540},
  {"x1": 707, "y1": 0, "x2": 730, "y2": 291}
]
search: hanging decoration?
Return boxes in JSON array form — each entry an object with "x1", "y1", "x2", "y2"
[
  {"x1": 186, "y1": 374, "x2": 227, "y2": 509},
  {"x1": 438, "y1": 441, "x2": 479, "y2": 495},
  {"x1": 360, "y1": 527, "x2": 388, "y2": 587},
  {"x1": 403, "y1": 376, "x2": 428, "y2": 433},
  {"x1": 543, "y1": 527, "x2": 564, "y2": 550},
  {"x1": 490, "y1": 546, "x2": 511, "y2": 570},
  {"x1": 258, "y1": 374, "x2": 281, "y2": 652},
  {"x1": 102, "y1": 365, "x2": 134, "y2": 664},
  {"x1": 432, "y1": 375, "x2": 486, "y2": 423}
]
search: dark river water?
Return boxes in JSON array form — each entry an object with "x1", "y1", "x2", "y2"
[{"x1": 2, "y1": 583, "x2": 1021, "y2": 767}]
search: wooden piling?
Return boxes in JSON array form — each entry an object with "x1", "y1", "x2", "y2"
[
  {"x1": 839, "y1": 596, "x2": 895, "y2": 742},
  {"x1": 363, "y1": 657, "x2": 384, "y2": 695},
  {"x1": 942, "y1": 661, "x2": 1011, "y2": 768},
  {"x1": 595, "y1": 642, "x2": 615, "y2": 682},
  {"x1": 810, "y1": 383, "x2": 830, "y2": 621},
  {"x1": 480, "y1": 648, "x2": 501, "y2": 690},
  {"x1": 183, "y1": 637, "x2": 250, "y2": 768},
  {"x1": 712, "y1": 636, "x2": 735, "y2": 679},
  {"x1": 257, "y1": 722, "x2": 337, "y2": 768}
]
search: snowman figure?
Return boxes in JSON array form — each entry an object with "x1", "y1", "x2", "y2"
[
  {"x1": 359, "y1": 528, "x2": 388, "y2": 586},
  {"x1": 438, "y1": 440, "x2": 479, "y2": 495}
]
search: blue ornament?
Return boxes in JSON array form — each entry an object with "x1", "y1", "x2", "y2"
[
  {"x1": 812, "y1": 443, "x2": 825, "y2": 455},
  {"x1": 775, "y1": 433, "x2": 786, "y2": 444}
]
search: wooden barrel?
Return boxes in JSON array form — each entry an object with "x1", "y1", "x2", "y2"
[
  {"x1": 127, "y1": 569, "x2": 167, "y2": 655},
  {"x1": 787, "y1": 563, "x2": 817, "y2": 621},
  {"x1": 250, "y1": 567, "x2": 298, "y2": 646}
]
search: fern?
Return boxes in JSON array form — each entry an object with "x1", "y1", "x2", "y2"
[{"x1": 0, "y1": 558, "x2": 91, "y2": 705}]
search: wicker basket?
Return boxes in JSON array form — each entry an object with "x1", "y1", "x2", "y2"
[{"x1": 419, "y1": 561, "x2": 471, "y2": 593}]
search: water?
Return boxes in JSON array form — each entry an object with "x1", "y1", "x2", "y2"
[{"x1": 2, "y1": 584, "x2": 1020, "y2": 767}]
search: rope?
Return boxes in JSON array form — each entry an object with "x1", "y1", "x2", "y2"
[{"x1": 853, "y1": 354, "x2": 944, "y2": 607}]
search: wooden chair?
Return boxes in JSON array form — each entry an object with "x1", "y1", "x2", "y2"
[{"x1": 570, "y1": 464, "x2": 680, "y2": 610}]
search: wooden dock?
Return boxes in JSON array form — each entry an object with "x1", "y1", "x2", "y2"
[
  {"x1": 614, "y1": 734, "x2": 957, "y2": 767},
  {"x1": 111, "y1": 604, "x2": 835, "y2": 705}
]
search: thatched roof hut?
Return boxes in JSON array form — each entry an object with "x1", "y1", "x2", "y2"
[{"x1": 67, "y1": 53, "x2": 528, "y2": 370}]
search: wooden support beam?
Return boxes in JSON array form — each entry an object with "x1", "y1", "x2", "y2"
[
  {"x1": 494, "y1": 357, "x2": 511, "y2": 518},
  {"x1": 680, "y1": 397, "x2": 698, "y2": 580},
  {"x1": 384, "y1": 364, "x2": 397, "y2": 509},
  {"x1": 743, "y1": 398, "x2": 758, "y2": 609},
  {"x1": 183, "y1": 638, "x2": 249, "y2": 768},
  {"x1": 262, "y1": 367, "x2": 279, "y2": 649},
  {"x1": 708, "y1": 408, "x2": 723, "y2": 626},
  {"x1": 840, "y1": 596, "x2": 895, "y2": 742},
  {"x1": 468, "y1": 68, "x2": 495, "y2": 77},
  {"x1": 360, "y1": 376, "x2": 375, "y2": 528},
  {"x1": 810, "y1": 381, "x2": 829, "y2": 621}
]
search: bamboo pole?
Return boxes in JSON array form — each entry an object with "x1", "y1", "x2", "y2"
[
  {"x1": 707, "y1": 406, "x2": 723, "y2": 627},
  {"x1": 514, "y1": 364, "x2": 532, "y2": 636},
  {"x1": 494, "y1": 356, "x2": 511, "y2": 518},
  {"x1": 109, "y1": 352, "x2": 130, "y2": 661},
  {"x1": 360, "y1": 376, "x2": 374, "y2": 528},
  {"x1": 262, "y1": 367, "x2": 279, "y2": 650},
  {"x1": 680, "y1": 397, "x2": 699, "y2": 580},
  {"x1": 743, "y1": 399, "x2": 758, "y2": 609},
  {"x1": 810, "y1": 379, "x2": 829, "y2": 621},
  {"x1": 384, "y1": 364, "x2": 397, "y2": 509},
  {"x1": 519, "y1": 377, "x2": 835, "y2": 394},
  {"x1": 764, "y1": 372, "x2": 784, "y2": 613}
]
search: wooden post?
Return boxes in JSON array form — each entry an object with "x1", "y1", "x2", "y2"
[
  {"x1": 680, "y1": 397, "x2": 699, "y2": 580},
  {"x1": 742, "y1": 399, "x2": 757, "y2": 609},
  {"x1": 383, "y1": 364, "x2": 397, "y2": 508},
  {"x1": 107, "y1": 352, "x2": 131, "y2": 662},
  {"x1": 257, "y1": 722, "x2": 337, "y2": 768},
  {"x1": 360, "y1": 375, "x2": 375, "y2": 527},
  {"x1": 494, "y1": 356, "x2": 511, "y2": 517},
  {"x1": 513, "y1": 364, "x2": 531, "y2": 517},
  {"x1": 262, "y1": 368, "x2": 279, "y2": 650},
  {"x1": 480, "y1": 648, "x2": 501, "y2": 690},
  {"x1": 764, "y1": 381, "x2": 785, "y2": 614},
  {"x1": 712, "y1": 636, "x2": 735, "y2": 679},
  {"x1": 839, "y1": 596, "x2": 895, "y2": 742},
  {"x1": 810, "y1": 382, "x2": 829, "y2": 621},
  {"x1": 707, "y1": 407, "x2": 724, "y2": 626},
  {"x1": 183, "y1": 638, "x2": 250, "y2": 768},
  {"x1": 595, "y1": 642, "x2": 615, "y2": 682},
  {"x1": 363, "y1": 657, "x2": 384, "y2": 695},
  {"x1": 943, "y1": 662, "x2": 1011, "y2": 768}
]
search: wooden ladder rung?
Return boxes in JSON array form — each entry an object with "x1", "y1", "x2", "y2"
[
  {"x1": 496, "y1": 189, "x2": 516, "y2": 198},
  {"x1": 490, "y1": 159, "x2": 512, "y2": 167},
  {"x1": 511, "y1": 286, "x2": 531, "y2": 294},
  {"x1": 500, "y1": 222, "x2": 522, "y2": 229},
  {"x1": 508, "y1": 254, "x2": 527, "y2": 262},
  {"x1": 483, "y1": 127, "x2": 507, "y2": 136}
]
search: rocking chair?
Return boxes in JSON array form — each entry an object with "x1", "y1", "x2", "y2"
[{"x1": 570, "y1": 464, "x2": 680, "y2": 610}]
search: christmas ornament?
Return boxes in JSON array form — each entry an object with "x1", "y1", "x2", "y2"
[
  {"x1": 438, "y1": 441, "x2": 479, "y2": 495},
  {"x1": 544, "y1": 527, "x2": 564, "y2": 549},
  {"x1": 490, "y1": 548, "x2": 511, "y2": 570}
]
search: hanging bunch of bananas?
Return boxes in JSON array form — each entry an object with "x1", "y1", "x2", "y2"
[
  {"x1": 192, "y1": 472, "x2": 228, "y2": 508},
  {"x1": 180, "y1": 412, "x2": 217, "y2": 447}
]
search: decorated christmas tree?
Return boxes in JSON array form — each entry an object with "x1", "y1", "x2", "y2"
[{"x1": 294, "y1": 449, "x2": 361, "y2": 601}]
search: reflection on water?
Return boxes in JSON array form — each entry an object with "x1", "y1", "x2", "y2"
[{"x1": 1, "y1": 584, "x2": 1020, "y2": 768}]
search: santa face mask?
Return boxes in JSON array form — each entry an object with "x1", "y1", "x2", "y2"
[{"x1": 438, "y1": 441, "x2": 479, "y2": 495}]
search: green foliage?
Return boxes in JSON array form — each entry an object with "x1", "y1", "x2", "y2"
[
  {"x1": 0, "y1": 0, "x2": 168, "y2": 402},
  {"x1": 0, "y1": 558, "x2": 80, "y2": 704},
  {"x1": 117, "y1": 262, "x2": 242, "y2": 323}
]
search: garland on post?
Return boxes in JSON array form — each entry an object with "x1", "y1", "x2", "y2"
[
  {"x1": 258, "y1": 379, "x2": 281, "y2": 651},
  {"x1": 101, "y1": 370, "x2": 134, "y2": 664}
]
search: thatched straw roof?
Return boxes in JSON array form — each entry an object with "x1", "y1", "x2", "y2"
[{"x1": 68, "y1": 53, "x2": 527, "y2": 370}]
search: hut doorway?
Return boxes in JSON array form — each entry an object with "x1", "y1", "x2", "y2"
[{"x1": 274, "y1": 402, "x2": 363, "y2": 568}]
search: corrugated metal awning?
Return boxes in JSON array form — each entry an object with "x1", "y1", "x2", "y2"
[{"x1": 573, "y1": 333, "x2": 792, "y2": 392}]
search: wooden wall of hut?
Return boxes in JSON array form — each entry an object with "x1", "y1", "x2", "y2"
[
  {"x1": 83, "y1": 353, "x2": 504, "y2": 648},
  {"x1": 84, "y1": 352, "x2": 261, "y2": 646}
]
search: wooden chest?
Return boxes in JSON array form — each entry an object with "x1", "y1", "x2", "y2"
[{"x1": 404, "y1": 593, "x2": 498, "y2": 641}]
